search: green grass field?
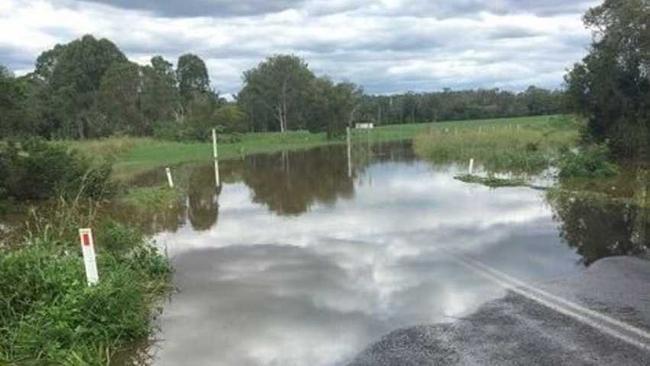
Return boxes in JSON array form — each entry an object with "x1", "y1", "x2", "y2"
[
  {"x1": 65, "y1": 115, "x2": 569, "y2": 180},
  {"x1": 414, "y1": 115, "x2": 581, "y2": 173}
]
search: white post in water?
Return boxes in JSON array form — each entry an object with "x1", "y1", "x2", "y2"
[
  {"x1": 79, "y1": 228, "x2": 99, "y2": 286},
  {"x1": 212, "y1": 128, "x2": 218, "y2": 159},
  {"x1": 346, "y1": 127, "x2": 352, "y2": 178},
  {"x1": 468, "y1": 158, "x2": 474, "y2": 175},
  {"x1": 212, "y1": 129, "x2": 220, "y2": 187},
  {"x1": 165, "y1": 167, "x2": 174, "y2": 188}
]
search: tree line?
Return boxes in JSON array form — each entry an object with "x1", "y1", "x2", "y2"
[
  {"x1": 355, "y1": 87, "x2": 565, "y2": 125},
  {"x1": 1, "y1": 0, "x2": 647, "y2": 159},
  {"x1": 0, "y1": 35, "x2": 232, "y2": 140},
  {"x1": 0, "y1": 34, "x2": 565, "y2": 141}
]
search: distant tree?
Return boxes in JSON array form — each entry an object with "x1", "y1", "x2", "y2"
[
  {"x1": 98, "y1": 62, "x2": 145, "y2": 135},
  {"x1": 565, "y1": 0, "x2": 650, "y2": 159},
  {"x1": 141, "y1": 56, "x2": 181, "y2": 125},
  {"x1": 0, "y1": 66, "x2": 25, "y2": 136},
  {"x1": 239, "y1": 55, "x2": 316, "y2": 132},
  {"x1": 34, "y1": 34, "x2": 128, "y2": 138},
  {"x1": 183, "y1": 93, "x2": 222, "y2": 140},
  {"x1": 355, "y1": 87, "x2": 563, "y2": 126},
  {"x1": 214, "y1": 105, "x2": 248, "y2": 133},
  {"x1": 176, "y1": 54, "x2": 211, "y2": 109}
]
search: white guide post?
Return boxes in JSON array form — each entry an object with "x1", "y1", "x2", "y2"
[
  {"x1": 165, "y1": 167, "x2": 174, "y2": 188},
  {"x1": 212, "y1": 128, "x2": 218, "y2": 159},
  {"x1": 468, "y1": 158, "x2": 474, "y2": 175},
  {"x1": 212, "y1": 129, "x2": 220, "y2": 187},
  {"x1": 79, "y1": 228, "x2": 99, "y2": 286}
]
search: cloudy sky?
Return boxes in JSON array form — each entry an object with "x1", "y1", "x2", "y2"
[{"x1": 0, "y1": 0, "x2": 598, "y2": 96}]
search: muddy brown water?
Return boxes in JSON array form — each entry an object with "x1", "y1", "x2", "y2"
[
  {"x1": 123, "y1": 141, "x2": 645, "y2": 366},
  {"x1": 2, "y1": 141, "x2": 647, "y2": 365}
]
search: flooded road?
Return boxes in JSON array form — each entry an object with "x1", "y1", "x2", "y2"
[{"x1": 143, "y1": 142, "x2": 646, "y2": 365}]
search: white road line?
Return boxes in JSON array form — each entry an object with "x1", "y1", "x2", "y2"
[{"x1": 444, "y1": 249, "x2": 650, "y2": 352}]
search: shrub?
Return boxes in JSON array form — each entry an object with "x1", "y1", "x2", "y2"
[
  {"x1": 558, "y1": 144, "x2": 619, "y2": 178},
  {"x1": 0, "y1": 139, "x2": 114, "y2": 200}
]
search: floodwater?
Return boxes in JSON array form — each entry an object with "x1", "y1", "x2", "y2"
[{"x1": 126, "y1": 141, "x2": 647, "y2": 366}]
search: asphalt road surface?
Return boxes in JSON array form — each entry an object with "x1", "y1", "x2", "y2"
[{"x1": 349, "y1": 256, "x2": 650, "y2": 366}]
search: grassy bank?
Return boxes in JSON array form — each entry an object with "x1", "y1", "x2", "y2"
[
  {"x1": 413, "y1": 115, "x2": 580, "y2": 174},
  {"x1": 0, "y1": 201, "x2": 171, "y2": 364},
  {"x1": 65, "y1": 115, "x2": 564, "y2": 180},
  {"x1": 66, "y1": 131, "x2": 334, "y2": 180}
]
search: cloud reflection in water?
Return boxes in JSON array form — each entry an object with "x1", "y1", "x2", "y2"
[{"x1": 153, "y1": 152, "x2": 582, "y2": 366}]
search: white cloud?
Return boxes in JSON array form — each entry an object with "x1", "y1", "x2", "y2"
[{"x1": 0, "y1": 0, "x2": 598, "y2": 94}]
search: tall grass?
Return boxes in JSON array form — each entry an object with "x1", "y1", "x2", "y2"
[
  {"x1": 413, "y1": 115, "x2": 580, "y2": 174},
  {"x1": 0, "y1": 199, "x2": 171, "y2": 365},
  {"x1": 57, "y1": 136, "x2": 149, "y2": 161}
]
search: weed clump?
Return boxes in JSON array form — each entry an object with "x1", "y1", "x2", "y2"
[{"x1": 558, "y1": 144, "x2": 619, "y2": 178}]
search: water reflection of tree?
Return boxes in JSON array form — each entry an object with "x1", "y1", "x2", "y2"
[
  {"x1": 547, "y1": 186, "x2": 649, "y2": 266},
  {"x1": 187, "y1": 165, "x2": 220, "y2": 231},
  {"x1": 106, "y1": 199, "x2": 186, "y2": 236},
  {"x1": 242, "y1": 146, "x2": 354, "y2": 215}
]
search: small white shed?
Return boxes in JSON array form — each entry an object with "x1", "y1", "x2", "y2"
[{"x1": 355, "y1": 123, "x2": 374, "y2": 129}]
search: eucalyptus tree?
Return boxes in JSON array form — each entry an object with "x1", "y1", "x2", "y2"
[
  {"x1": 141, "y1": 56, "x2": 181, "y2": 125},
  {"x1": 565, "y1": 0, "x2": 650, "y2": 159},
  {"x1": 98, "y1": 62, "x2": 145, "y2": 135},
  {"x1": 239, "y1": 55, "x2": 316, "y2": 132},
  {"x1": 0, "y1": 66, "x2": 24, "y2": 136},
  {"x1": 177, "y1": 53, "x2": 211, "y2": 109},
  {"x1": 34, "y1": 35, "x2": 128, "y2": 138}
]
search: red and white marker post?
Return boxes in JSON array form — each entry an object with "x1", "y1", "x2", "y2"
[{"x1": 79, "y1": 228, "x2": 99, "y2": 286}]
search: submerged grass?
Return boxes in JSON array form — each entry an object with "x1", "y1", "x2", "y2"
[
  {"x1": 0, "y1": 199, "x2": 171, "y2": 365},
  {"x1": 122, "y1": 186, "x2": 183, "y2": 211},
  {"x1": 455, "y1": 174, "x2": 527, "y2": 188},
  {"x1": 414, "y1": 115, "x2": 580, "y2": 174}
]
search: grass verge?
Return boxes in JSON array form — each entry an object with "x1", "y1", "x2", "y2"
[{"x1": 0, "y1": 200, "x2": 171, "y2": 365}]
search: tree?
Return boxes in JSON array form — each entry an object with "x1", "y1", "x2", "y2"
[
  {"x1": 98, "y1": 62, "x2": 145, "y2": 136},
  {"x1": 239, "y1": 55, "x2": 316, "y2": 132},
  {"x1": 176, "y1": 54, "x2": 211, "y2": 109},
  {"x1": 0, "y1": 66, "x2": 24, "y2": 136},
  {"x1": 34, "y1": 35, "x2": 128, "y2": 138},
  {"x1": 214, "y1": 105, "x2": 248, "y2": 133},
  {"x1": 141, "y1": 56, "x2": 181, "y2": 125},
  {"x1": 565, "y1": 0, "x2": 650, "y2": 159}
]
